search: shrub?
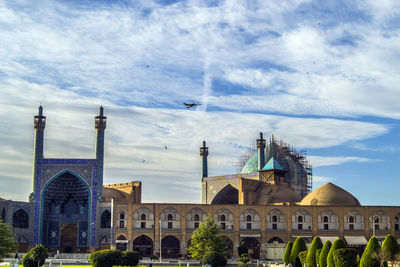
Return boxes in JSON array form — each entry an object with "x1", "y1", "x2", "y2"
[
  {"x1": 121, "y1": 251, "x2": 142, "y2": 266},
  {"x1": 360, "y1": 236, "x2": 381, "y2": 267},
  {"x1": 382, "y1": 234, "x2": 399, "y2": 261},
  {"x1": 333, "y1": 248, "x2": 358, "y2": 267},
  {"x1": 289, "y1": 237, "x2": 307, "y2": 264},
  {"x1": 316, "y1": 249, "x2": 322, "y2": 265},
  {"x1": 327, "y1": 238, "x2": 347, "y2": 267},
  {"x1": 299, "y1": 251, "x2": 308, "y2": 266},
  {"x1": 319, "y1": 240, "x2": 332, "y2": 267},
  {"x1": 89, "y1": 249, "x2": 122, "y2": 267},
  {"x1": 306, "y1": 236, "x2": 323, "y2": 267},
  {"x1": 22, "y1": 245, "x2": 48, "y2": 267},
  {"x1": 22, "y1": 252, "x2": 44, "y2": 267},
  {"x1": 239, "y1": 253, "x2": 250, "y2": 264},
  {"x1": 203, "y1": 252, "x2": 227, "y2": 267},
  {"x1": 283, "y1": 241, "x2": 293, "y2": 265}
]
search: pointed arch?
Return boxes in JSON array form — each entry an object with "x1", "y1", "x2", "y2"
[
  {"x1": 12, "y1": 209, "x2": 29, "y2": 228},
  {"x1": 211, "y1": 184, "x2": 238, "y2": 204}
]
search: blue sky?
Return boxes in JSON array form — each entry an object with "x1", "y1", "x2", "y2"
[{"x1": 0, "y1": 0, "x2": 400, "y2": 205}]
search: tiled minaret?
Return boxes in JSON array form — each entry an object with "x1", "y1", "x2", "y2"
[{"x1": 95, "y1": 106, "x2": 107, "y2": 202}]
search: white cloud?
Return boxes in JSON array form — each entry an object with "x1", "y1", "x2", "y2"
[{"x1": 308, "y1": 155, "x2": 381, "y2": 168}]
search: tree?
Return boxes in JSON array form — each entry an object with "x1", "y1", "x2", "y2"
[
  {"x1": 381, "y1": 234, "x2": 399, "y2": 262},
  {"x1": 283, "y1": 241, "x2": 293, "y2": 265},
  {"x1": 360, "y1": 236, "x2": 381, "y2": 267},
  {"x1": 289, "y1": 237, "x2": 307, "y2": 264},
  {"x1": 327, "y1": 238, "x2": 346, "y2": 267},
  {"x1": 319, "y1": 240, "x2": 332, "y2": 267},
  {"x1": 187, "y1": 217, "x2": 227, "y2": 260},
  {"x1": 203, "y1": 252, "x2": 227, "y2": 267},
  {"x1": 0, "y1": 222, "x2": 16, "y2": 263},
  {"x1": 333, "y1": 248, "x2": 358, "y2": 267},
  {"x1": 306, "y1": 236, "x2": 323, "y2": 267},
  {"x1": 299, "y1": 251, "x2": 308, "y2": 266},
  {"x1": 28, "y1": 245, "x2": 49, "y2": 267}
]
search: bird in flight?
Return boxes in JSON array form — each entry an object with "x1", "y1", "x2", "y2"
[
  {"x1": 184, "y1": 103, "x2": 201, "y2": 108},
  {"x1": 164, "y1": 145, "x2": 168, "y2": 150}
]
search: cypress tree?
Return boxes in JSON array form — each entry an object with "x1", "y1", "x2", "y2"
[
  {"x1": 327, "y1": 238, "x2": 347, "y2": 267},
  {"x1": 306, "y1": 236, "x2": 323, "y2": 267},
  {"x1": 289, "y1": 237, "x2": 308, "y2": 264},
  {"x1": 299, "y1": 251, "x2": 308, "y2": 266},
  {"x1": 333, "y1": 248, "x2": 358, "y2": 267},
  {"x1": 316, "y1": 249, "x2": 322, "y2": 265},
  {"x1": 381, "y1": 234, "x2": 399, "y2": 261},
  {"x1": 319, "y1": 240, "x2": 332, "y2": 267},
  {"x1": 360, "y1": 236, "x2": 381, "y2": 267},
  {"x1": 283, "y1": 241, "x2": 293, "y2": 265}
]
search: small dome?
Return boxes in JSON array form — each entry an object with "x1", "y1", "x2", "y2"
[{"x1": 300, "y1": 182, "x2": 360, "y2": 206}]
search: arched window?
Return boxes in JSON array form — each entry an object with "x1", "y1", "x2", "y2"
[
  {"x1": 141, "y1": 214, "x2": 146, "y2": 220},
  {"x1": 101, "y1": 210, "x2": 111, "y2": 228},
  {"x1": 119, "y1": 211, "x2": 126, "y2": 229},
  {"x1": 167, "y1": 214, "x2": 173, "y2": 221},
  {"x1": 1, "y1": 208, "x2": 5, "y2": 223},
  {"x1": 374, "y1": 217, "x2": 380, "y2": 223},
  {"x1": 120, "y1": 213, "x2": 125, "y2": 220},
  {"x1": 298, "y1": 216, "x2": 303, "y2": 223},
  {"x1": 323, "y1": 216, "x2": 329, "y2": 222},
  {"x1": 221, "y1": 214, "x2": 226, "y2": 221},
  {"x1": 194, "y1": 214, "x2": 200, "y2": 221},
  {"x1": 349, "y1": 216, "x2": 354, "y2": 223},
  {"x1": 246, "y1": 215, "x2": 252, "y2": 222},
  {"x1": 272, "y1": 215, "x2": 278, "y2": 222},
  {"x1": 12, "y1": 209, "x2": 29, "y2": 228}
]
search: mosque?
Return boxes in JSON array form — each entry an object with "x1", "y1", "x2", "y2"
[{"x1": 0, "y1": 107, "x2": 399, "y2": 260}]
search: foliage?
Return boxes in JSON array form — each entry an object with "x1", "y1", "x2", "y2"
[
  {"x1": 28, "y1": 245, "x2": 48, "y2": 267},
  {"x1": 238, "y1": 241, "x2": 248, "y2": 258},
  {"x1": 89, "y1": 249, "x2": 122, "y2": 267},
  {"x1": 289, "y1": 237, "x2": 307, "y2": 264},
  {"x1": 360, "y1": 236, "x2": 381, "y2": 267},
  {"x1": 121, "y1": 251, "x2": 142, "y2": 266},
  {"x1": 381, "y1": 234, "x2": 399, "y2": 261},
  {"x1": 238, "y1": 253, "x2": 250, "y2": 264},
  {"x1": 299, "y1": 251, "x2": 308, "y2": 266},
  {"x1": 372, "y1": 249, "x2": 389, "y2": 267},
  {"x1": 319, "y1": 240, "x2": 332, "y2": 267},
  {"x1": 283, "y1": 241, "x2": 293, "y2": 264},
  {"x1": 333, "y1": 248, "x2": 358, "y2": 267},
  {"x1": 0, "y1": 222, "x2": 16, "y2": 263},
  {"x1": 187, "y1": 217, "x2": 227, "y2": 260},
  {"x1": 316, "y1": 249, "x2": 322, "y2": 265},
  {"x1": 203, "y1": 252, "x2": 227, "y2": 267},
  {"x1": 327, "y1": 238, "x2": 347, "y2": 267},
  {"x1": 22, "y1": 253, "x2": 44, "y2": 267},
  {"x1": 306, "y1": 236, "x2": 323, "y2": 267}
]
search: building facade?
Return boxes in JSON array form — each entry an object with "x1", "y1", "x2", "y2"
[{"x1": 1, "y1": 107, "x2": 400, "y2": 260}]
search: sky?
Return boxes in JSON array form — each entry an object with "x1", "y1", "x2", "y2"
[{"x1": 0, "y1": 0, "x2": 400, "y2": 205}]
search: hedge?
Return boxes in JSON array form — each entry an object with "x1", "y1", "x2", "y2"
[
  {"x1": 327, "y1": 238, "x2": 346, "y2": 267},
  {"x1": 121, "y1": 251, "x2": 142, "y2": 266},
  {"x1": 306, "y1": 236, "x2": 323, "y2": 267},
  {"x1": 289, "y1": 237, "x2": 307, "y2": 264},
  {"x1": 283, "y1": 241, "x2": 293, "y2": 265},
  {"x1": 319, "y1": 240, "x2": 332, "y2": 267},
  {"x1": 333, "y1": 248, "x2": 358, "y2": 267},
  {"x1": 360, "y1": 236, "x2": 381, "y2": 267},
  {"x1": 382, "y1": 234, "x2": 399, "y2": 261},
  {"x1": 203, "y1": 252, "x2": 227, "y2": 267},
  {"x1": 89, "y1": 249, "x2": 123, "y2": 267}
]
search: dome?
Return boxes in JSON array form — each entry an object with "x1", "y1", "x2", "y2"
[
  {"x1": 300, "y1": 182, "x2": 360, "y2": 206},
  {"x1": 255, "y1": 183, "x2": 302, "y2": 205},
  {"x1": 102, "y1": 187, "x2": 129, "y2": 202}
]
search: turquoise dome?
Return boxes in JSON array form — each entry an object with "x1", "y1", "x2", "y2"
[{"x1": 240, "y1": 153, "x2": 258, "y2": 173}]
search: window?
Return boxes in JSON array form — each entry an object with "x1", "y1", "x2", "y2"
[
  {"x1": 141, "y1": 214, "x2": 146, "y2": 220},
  {"x1": 101, "y1": 210, "x2": 111, "y2": 228},
  {"x1": 374, "y1": 217, "x2": 380, "y2": 223},
  {"x1": 12, "y1": 209, "x2": 29, "y2": 228},
  {"x1": 168, "y1": 222, "x2": 173, "y2": 229},
  {"x1": 298, "y1": 216, "x2": 303, "y2": 223},
  {"x1": 298, "y1": 224, "x2": 303, "y2": 230},
  {"x1": 221, "y1": 215, "x2": 226, "y2": 221},
  {"x1": 119, "y1": 221, "x2": 125, "y2": 228},
  {"x1": 323, "y1": 216, "x2": 329, "y2": 223},
  {"x1": 349, "y1": 216, "x2": 354, "y2": 223},
  {"x1": 246, "y1": 215, "x2": 252, "y2": 222},
  {"x1": 375, "y1": 224, "x2": 379, "y2": 231},
  {"x1": 167, "y1": 214, "x2": 173, "y2": 221},
  {"x1": 120, "y1": 213, "x2": 125, "y2": 220},
  {"x1": 246, "y1": 223, "x2": 251, "y2": 229},
  {"x1": 350, "y1": 224, "x2": 354, "y2": 230},
  {"x1": 324, "y1": 224, "x2": 329, "y2": 230},
  {"x1": 194, "y1": 214, "x2": 200, "y2": 221},
  {"x1": 221, "y1": 223, "x2": 226, "y2": 229},
  {"x1": 1, "y1": 208, "x2": 5, "y2": 223},
  {"x1": 194, "y1": 222, "x2": 199, "y2": 229},
  {"x1": 141, "y1": 222, "x2": 146, "y2": 229},
  {"x1": 272, "y1": 223, "x2": 277, "y2": 230},
  {"x1": 272, "y1": 215, "x2": 278, "y2": 222}
]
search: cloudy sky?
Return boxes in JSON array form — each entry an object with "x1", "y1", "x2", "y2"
[{"x1": 1, "y1": 0, "x2": 400, "y2": 205}]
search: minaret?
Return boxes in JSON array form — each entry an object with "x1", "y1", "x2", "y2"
[
  {"x1": 200, "y1": 141, "x2": 208, "y2": 177},
  {"x1": 257, "y1": 132, "x2": 266, "y2": 171},
  {"x1": 95, "y1": 106, "x2": 107, "y2": 202}
]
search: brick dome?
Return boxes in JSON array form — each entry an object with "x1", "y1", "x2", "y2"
[{"x1": 300, "y1": 182, "x2": 360, "y2": 206}]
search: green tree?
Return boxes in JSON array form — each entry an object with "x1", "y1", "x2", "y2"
[
  {"x1": 306, "y1": 236, "x2": 323, "y2": 267},
  {"x1": 187, "y1": 217, "x2": 227, "y2": 260},
  {"x1": 283, "y1": 241, "x2": 293, "y2": 265},
  {"x1": 289, "y1": 237, "x2": 307, "y2": 264},
  {"x1": 0, "y1": 222, "x2": 16, "y2": 263},
  {"x1": 319, "y1": 240, "x2": 332, "y2": 267},
  {"x1": 316, "y1": 249, "x2": 322, "y2": 265},
  {"x1": 28, "y1": 245, "x2": 49, "y2": 267},
  {"x1": 381, "y1": 234, "x2": 399, "y2": 261},
  {"x1": 360, "y1": 236, "x2": 381, "y2": 267},
  {"x1": 333, "y1": 248, "x2": 358, "y2": 267},
  {"x1": 203, "y1": 252, "x2": 227, "y2": 267},
  {"x1": 299, "y1": 251, "x2": 308, "y2": 266},
  {"x1": 327, "y1": 238, "x2": 347, "y2": 267}
]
